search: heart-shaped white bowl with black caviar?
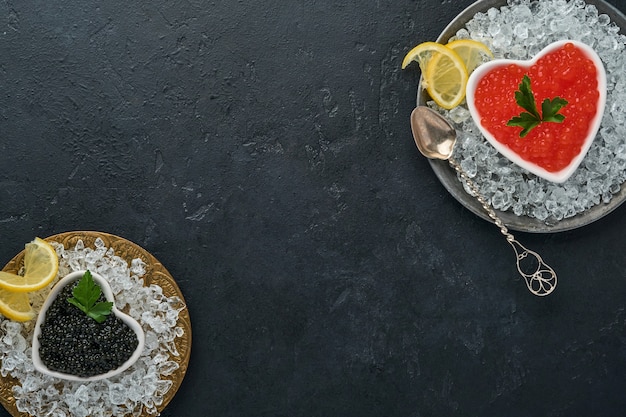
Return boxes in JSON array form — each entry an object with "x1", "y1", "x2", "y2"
[{"x1": 31, "y1": 270, "x2": 145, "y2": 382}]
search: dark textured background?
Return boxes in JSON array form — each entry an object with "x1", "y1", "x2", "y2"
[{"x1": 2, "y1": 0, "x2": 626, "y2": 416}]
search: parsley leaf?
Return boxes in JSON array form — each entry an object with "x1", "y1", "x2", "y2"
[
  {"x1": 541, "y1": 97, "x2": 568, "y2": 123},
  {"x1": 514, "y1": 75, "x2": 541, "y2": 120},
  {"x1": 508, "y1": 112, "x2": 541, "y2": 138},
  {"x1": 506, "y1": 74, "x2": 568, "y2": 137},
  {"x1": 67, "y1": 270, "x2": 114, "y2": 324}
]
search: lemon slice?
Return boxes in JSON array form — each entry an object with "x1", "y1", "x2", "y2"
[
  {"x1": 0, "y1": 289, "x2": 35, "y2": 322},
  {"x1": 401, "y1": 41, "x2": 448, "y2": 70},
  {"x1": 402, "y1": 42, "x2": 468, "y2": 109},
  {"x1": 0, "y1": 237, "x2": 59, "y2": 293},
  {"x1": 446, "y1": 39, "x2": 493, "y2": 74},
  {"x1": 402, "y1": 40, "x2": 493, "y2": 109}
]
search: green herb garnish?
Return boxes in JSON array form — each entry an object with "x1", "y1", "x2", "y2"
[
  {"x1": 507, "y1": 74, "x2": 568, "y2": 137},
  {"x1": 67, "y1": 270, "x2": 114, "y2": 323}
]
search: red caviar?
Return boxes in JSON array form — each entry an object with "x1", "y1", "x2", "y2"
[{"x1": 473, "y1": 42, "x2": 600, "y2": 172}]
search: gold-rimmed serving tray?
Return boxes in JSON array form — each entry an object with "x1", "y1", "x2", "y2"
[{"x1": 0, "y1": 231, "x2": 192, "y2": 417}]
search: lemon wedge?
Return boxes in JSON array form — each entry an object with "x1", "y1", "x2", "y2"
[
  {"x1": 0, "y1": 289, "x2": 35, "y2": 322},
  {"x1": 0, "y1": 237, "x2": 59, "y2": 293}
]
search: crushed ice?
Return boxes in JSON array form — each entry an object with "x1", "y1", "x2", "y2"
[
  {"x1": 430, "y1": 0, "x2": 626, "y2": 223},
  {"x1": 0, "y1": 238, "x2": 186, "y2": 416}
]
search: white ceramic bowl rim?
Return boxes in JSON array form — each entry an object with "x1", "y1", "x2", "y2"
[
  {"x1": 31, "y1": 270, "x2": 145, "y2": 382},
  {"x1": 465, "y1": 39, "x2": 607, "y2": 183}
]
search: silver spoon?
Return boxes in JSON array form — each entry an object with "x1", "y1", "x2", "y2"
[{"x1": 410, "y1": 106, "x2": 557, "y2": 297}]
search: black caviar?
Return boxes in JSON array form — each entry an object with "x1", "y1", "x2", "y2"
[{"x1": 38, "y1": 281, "x2": 139, "y2": 378}]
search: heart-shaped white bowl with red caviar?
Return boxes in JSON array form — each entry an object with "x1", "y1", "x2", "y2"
[{"x1": 466, "y1": 39, "x2": 607, "y2": 183}]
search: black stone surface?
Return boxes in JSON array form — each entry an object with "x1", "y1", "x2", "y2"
[{"x1": 1, "y1": 0, "x2": 626, "y2": 416}]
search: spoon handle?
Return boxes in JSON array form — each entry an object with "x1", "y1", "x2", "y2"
[{"x1": 448, "y1": 157, "x2": 557, "y2": 296}]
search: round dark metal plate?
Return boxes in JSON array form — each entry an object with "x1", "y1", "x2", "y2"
[{"x1": 418, "y1": 0, "x2": 626, "y2": 233}]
